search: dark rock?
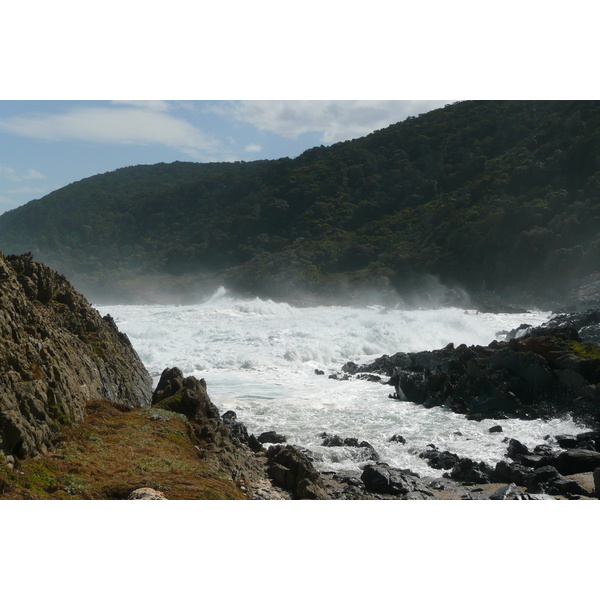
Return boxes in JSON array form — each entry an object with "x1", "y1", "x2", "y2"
[
  {"x1": 257, "y1": 431, "x2": 287, "y2": 444},
  {"x1": 419, "y1": 446, "x2": 460, "y2": 470},
  {"x1": 506, "y1": 438, "x2": 531, "y2": 460},
  {"x1": 348, "y1": 310, "x2": 600, "y2": 426},
  {"x1": 490, "y1": 482, "x2": 522, "y2": 499},
  {"x1": 356, "y1": 373, "x2": 382, "y2": 383},
  {"x1": 519, "y1": 454, "x2": 554, "y2": 468},
  {"x1": 493, "y1": 460, "x2": 533, "y2": 486},
  {"x1": 341, "y1": 361, "x2": 359, "y2": 374},
  {"x1": 554, "y1": 449, "x2": 600, "y2": 475},
  {"x1": 449, "y1": 457, "x2": 492, "y2": 483},
  {"x1": 314, "y1": 369, "x2": 325, "y2": 375},
  {"x1": 360, "y1": 463, "x2": 425, "y2": 496},
  {"x1": 152, "y1": 367, "x2": 184, "y2": 404},
  {"x1": 266, "y1": 444, "x2": 328, "y2": 499},
  {"x1": 360, "y1": 463, "x2": 392, "y2": 494},
  {"x1": 526, "y1": 465, "x2": 562, "y2": 489},
  {"x1": 489, "y1": 425, "x2": 503, "y2": 433},
  {"x1": 320, "y1": 432, "x2": 379, "y2": 461},
  {"x1": 555, "y1": 434, "x2": 579, "y2": 449},
  {"x1": 594, "y1": 467, "x2": 600, "y2": 498},
  {"x1": 545, "y1": 476, "x2": 590, "y2": 497},
  {"x1": 576, "y1": 431, "x2": 600, "y2": 451},
  {"x1": 221, "y1": 410, "x2": 250, "y2": 444},
  {"x1": 153, "y1": 369, "x2": 219, "y2": 423},
  {"x1": 247, "y1": 434, "x2": 263, "y2": 452},
  {"x1": 389, "y1": 434, "x2": 406, "y2": 444}
]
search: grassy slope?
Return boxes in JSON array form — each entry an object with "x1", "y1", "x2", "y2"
[{"x1": 0, "y1": 400, "x2": 246, "y2": 500}]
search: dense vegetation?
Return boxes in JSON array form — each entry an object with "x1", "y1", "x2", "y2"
[{"x1": 1, "y1": 100, "x2": 599, "y2": 306}]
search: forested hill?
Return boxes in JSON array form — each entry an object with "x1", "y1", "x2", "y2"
[{"x1": 1, "y1": 100, "x2": 599, "y2": 307}]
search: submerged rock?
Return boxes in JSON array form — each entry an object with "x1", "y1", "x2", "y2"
[{"x1": 320, "y1": 432, "x2": 379, "y2": 461}]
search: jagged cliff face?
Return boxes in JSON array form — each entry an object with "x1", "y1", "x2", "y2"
[{"x1": 0, "y1": 253, "x2": 152, "y2": 460}]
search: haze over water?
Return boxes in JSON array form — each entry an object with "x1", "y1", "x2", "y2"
[{"x1": 100, "y1": 291, "x2": 587, "y2": 476}]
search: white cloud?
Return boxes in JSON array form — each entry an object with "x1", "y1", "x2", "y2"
[
  {"x1": 25, "y1": 169, "x2": 45, "y2": 180},
  {"x1": 0, "y1": 165, "x2": 20, "y2": 181},
  {"x1": 0, "y1": 164, "x2": 44, "y2": 182},
  {"x1": 0, "y1": 106, "x2": 220, "y2": 157},
  {"x1": 221, "y1": 100, "x2": 453, "y2": 143},
  {"x1": 111, "y1": 100, "x2": 171, "y2": 112},
  {"x1": 244, "y1": 144, "x2": 262, "y2": 153}
]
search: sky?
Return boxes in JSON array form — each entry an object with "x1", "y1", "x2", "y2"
[{"x1": 0, "y1": 100, "x2": 451, "y2": 215}]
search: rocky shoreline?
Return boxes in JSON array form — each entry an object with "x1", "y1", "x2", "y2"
[{"x1": 1, "y1": 252, "x2": 599, "y2": 500}]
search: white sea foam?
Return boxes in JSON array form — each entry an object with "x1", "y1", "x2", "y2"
[{"x1": 99, "y1": 294, "x2": 587, "y2": 476}]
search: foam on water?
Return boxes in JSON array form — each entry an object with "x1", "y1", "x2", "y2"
[{"x1": 99, "y1": 294, "x2": 588, "y2": 476}]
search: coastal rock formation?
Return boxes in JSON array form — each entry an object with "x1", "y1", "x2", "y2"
[
  {"x1": 0, "y1": 252, "x2": 152, "y2": 461},
  {"x1": 348, "y1": 310, "x2": 600, "y2": 425}
]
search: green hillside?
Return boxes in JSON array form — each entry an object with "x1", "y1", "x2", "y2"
[{"x1": 1, "y1": 100, "x2": 599, "y2": 306}]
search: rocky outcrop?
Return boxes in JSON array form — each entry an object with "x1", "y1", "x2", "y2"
[
  {"x1": 348, "y1": 310, "x2": 600, "y2": 425},
  {"x1": 0, "y1": 252, "x2": 152, "y2": 461}
]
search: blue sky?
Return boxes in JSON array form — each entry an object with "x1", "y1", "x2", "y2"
[{"x1": 0, "y1": 100, "x2": 451, "y2": 215}]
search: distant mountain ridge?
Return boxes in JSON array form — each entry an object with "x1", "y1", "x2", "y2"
[{"x1": 1, "y1": 100, "x2": 599, "y2": 307}]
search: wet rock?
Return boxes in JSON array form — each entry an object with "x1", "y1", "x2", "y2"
[
  {"x1": 555, "y1": 434, "x2": 579, "y2": 449},
  {"x1": 489, "y1": 425, "x2": 503, "y2": 433},
  {"x1": 258, "y1": 431, "x2": 287, "y2": 444},
  {"x1": 350, "y1": 310, "x2": 600, "y2": 426},
  {"x1": 320, "y1": 432, "x2": 379, "y2": 461},
  {"x1": 419, "y1": 446, "x2": 460, "y2": 470},
  {"x1": 448, "y1": 457, "x2": 492, "y2": 483},
  {"x1": 506, "y1": 438, "x2": 531, "y2": 460},
  {"x1": 389, "y1": 434, "x2": 406, "y2": 444},
  {"x1": 554, "y1": 449, "x2": 600, "y2": 475},
  {"x1": 576, "y1": 431, "x2": 600, "y2": 451}
]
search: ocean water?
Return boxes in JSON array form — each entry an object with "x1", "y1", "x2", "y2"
[{"x1": 98, "y1": 290, "x2": 587, "y2": 477}]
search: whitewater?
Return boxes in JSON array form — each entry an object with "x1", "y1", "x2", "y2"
[{"x1": 99, "y1": 290, "x2": 587, "y2": 477}]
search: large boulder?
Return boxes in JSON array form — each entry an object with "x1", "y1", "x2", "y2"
[
  {"x1": 553, "y1": 449, "x2": 600, "y2": 475},
  {"x1": 266, "y1": 444, "x2": 329, "y2": 499},
  {"x1": 360, "y1": 462, "x2": 432, "y2": 498},
  {"x1": 0, "y1": 253, "x2": 152, "y2": 460}
]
